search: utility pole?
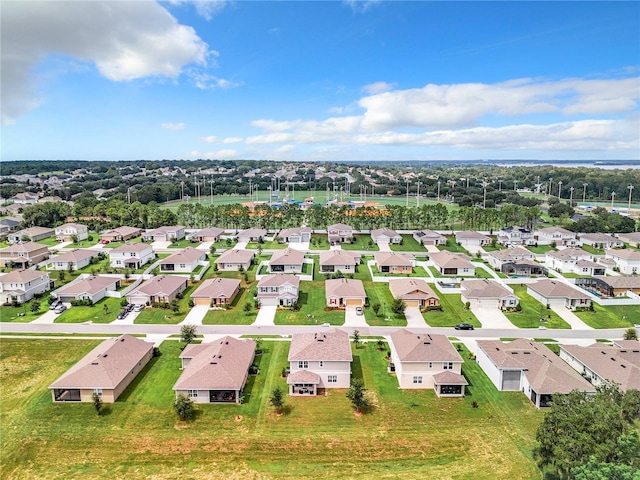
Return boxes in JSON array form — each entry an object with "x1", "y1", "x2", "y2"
[
  {"x1": 628, "y1": 185, "x2": 634, "y2": 213},
  {"x1": 558, "y1": 181, "x2": 563, "y2": 199},
  {"x1": 416, "y1": 181, "x2": 421, "y2": 207},
  {"x1": 181, "y1": 181, "x2": 184, "y2": 201},
  {"x1": 210, "y1": 176, "x2": 214, "y2": 205},
  {"x1": 248, "y1": 179, "x2": 253, "y2": 204},
  {"x1": 569, "y1": 186, "x2": 574, "y2": 207},
  {"x1": 548, "y1": 178, "x2": 553, "y2": 197},
  {"x1": 611, "y1": 191, "x2": 616, "y2": 208},
  {"x1": 437, "y1": 181, "x2": 441, "y2": 202},
  {"x1": 498, "y1": 179, "x2": 502, "y2": 191},
  {"x1": 127, "y1": 187, "x2": 131, "y2": 204},
  {"x1": 582, "y1": 183, "x2": 588, "y2": 204},
  {"x1": 482, "y1": 181, "x2": 488, "y2": 209},
  {"x1": 406, "y1": 179, "x2": 410, "y2": 207}
]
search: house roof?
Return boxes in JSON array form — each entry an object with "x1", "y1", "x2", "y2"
[
  {"x1": 327, "y1": 223, "x2": 353, "y2": 231},
  {"x1": 580, "y1": 232, "x2": 619, "y2": 242},
  {"x1": 279, "y1": 227, "x2": 312, "y2": 238},
  {"x1": 528, "y1": 279, "x2": 589, "y2": 300},
  {"x1": 319, "y1": 250, "x2": 360, "y2": 266},
  {"x1": 56, "y1": 276, "x2": 119, "y2": 296},
  {"x1": 325, "y1": 278, "x2": 366, "y2": 299},
  {"x1": 158, "y1": 247, "x2": 204, "y2": 265},
  {"x1": 500, "y1": 225, "x2": 531, "y2": 234},
  {"x1": 432, "y1": 371, "x2": 469, "y2": 385},
  {"x1": 605, "y1": 248, "x2": 640, "y2": 260},
  {"x1": 55, "y1": 223, "x2": 87, "y2": 231},
  {"x1": 414, "y1": 230, "x2": 446, "y2": 240},
  {"x1": 561, "y1": 342, "x2": 640, "y2": 391},
  {"x1": 12, "y1": 226, "x2": 55, "y2": 237},
  {"x1": 269, "y1": 248, "x2": 305, "y2": 266},
  {"x1": 599, "y1": 276, "x2": 640, "y2": 289},
  {"x1": 110, "y1": 243, "x2": 152, "y2": 253},
  {"x1": 535, "y1": 226, "x2": 575, "y2": 236},
  {"x1": 391, "y1": 330, "x2": 463, "y2": 363},
  {"x1": 129, "y1": 275, "x2": 186, "y2": 297},
  {"x1": 101, "y1": 226, "x2": 141, "y2": 237},
  {"x1": 455, "y1": 230, "x2": 490, "y2": 240},
  {"x1": 477, "y1": 339, "x2": 595, "y2": 395},
  {"x1": 48, "y1": 249, "x2": 98, "y2": 264},
  {"x1": 258, "y1": 273, "x2": 301, "y2": 288},
  {"x1": 49, "y1": 335, "x2": 153, "y2": 389},
  {"x1": 374, "y1": 251, "x2": 414, "y2": 267},
  {"x1": 429, "y1": 251, "x2": 474, "y2": 269},
  {"x1": 286, "y1": 369, "x2": 321, "y2": 384},
  {"x1": 488, "y1": 247, "x2": 533, "y2": 262},
  {"x1": 288, "y1": 328, "x2": 353, "y2": 361},
  {"x1": 388, "y1": 278, "x2": 437, "y2": 300},
  {"x1": 371, "y1": 228, "x2": 400, "y2": 239},
  {"x1": 191, "y1": 227, "x2": 224, "y2": 238},
  {"x1": 575, "y1": 259, "x2": 602, "y2": 268},
  {"x1": 174, "y1": 336, "x2": 256, "y2": 391},
  {"x1": 461, "y1": 279, "x2": 516, "y2": 300},
  {"x1": 0, "y1": 269, "x2": 48, "y2": 284},
  {"x1": 238, "y1": 228, "x2": 267, "y2": 238},
  {"x1": 617, "y1": 232, "x2": 640, "y2": 243},
  {"x1": 547, "y1": 248, "x2": 592, "y2": 261},
  {"x1": 0, "y1": 242, "x2": 48, "y2": 254},
  {"x1": 191, "y1": 277, "x2": 241, "y2": 299},
  {"x1": 215, "y1": 249, "x2": 254, "y2": 264}
]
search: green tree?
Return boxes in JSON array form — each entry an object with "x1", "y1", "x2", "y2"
[
  {"x1": 269, "y1": 386, "x2": 285, "y2": 415},
  {"x1": 174, "y1": 393, "x2": 194, "y2": 421},
  {"x1": 180, "y1": 324, "x2": 197, "y2": 345},
  {"x1": 92, "y1": 392, "x2": 103, "y2": 416},
  {"x1": 243, "y1": 302, "x2": 252, "y2": 313},
  {"x1": 390, "y1": 298, "x2": 406, "y2": 314},
  {"x1": 30, "y1": 301, "x2": 41, "y2": 313},
  {"x1": 59, "y1": 270, "x2": 66, "y2": 282},
  {"x1": 103, "y1": 303, "x2": 109, "y2": 316},
  {"x1": 372, "y1": 302, "x2": 381, "y2": 316},
  {"x1": 352, "y1": 329, "x2": 360, "y2": 349},
  {"x1": 346, "y1": 378, "x2": 369, "y2": 414},
  {"x1": 623, "y1": 328, "x2": 638, "y2": 341}
]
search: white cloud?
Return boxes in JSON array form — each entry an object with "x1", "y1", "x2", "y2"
[
  {"x1": 361, "y1": 81, "x2": 395, "y2": 94},
  {"x1": 162, "y1": 122, "x2": 186, "y2": 131},
  {"x1": 1, "y1": 1, "x2": 212, "y2": 125},
  {"x1": 200, "y1": 135, "x2": 218, "y2": 143},
  {"x1": 188, "y1": 71, "x2": 242, "y2": 90},
  {"x1": 222, "y1": 137, "x2": 243, "y2": 144},
  {"x1": 344, "y1": 0, "x2": 381, "y2": 14},
  {"x1": 190, "y1": 149, "x2": 239, "y2": 159},
  {"x1": 168, "y1": 0, "x2": 228, "y2": 20},
  {"x1": 275, "y1": 145, "x2": 296, "y2": 153}
]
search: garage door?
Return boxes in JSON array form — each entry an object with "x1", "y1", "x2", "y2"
[
  {"x1": 345, "y1": 298, "x2": 362, "y2": 306},
  {"x1": 502, "y1": 371, "x2": 521, "y2": 391},
  {"x1": 404, "y1": 299, "x2": 420, "y2": 308},
  {"x1": 193, "y1": 297, "x2": 210, "y2": 306},
  {"x1": 259, "y1": 297, "x2": 278, "y2": 307}
]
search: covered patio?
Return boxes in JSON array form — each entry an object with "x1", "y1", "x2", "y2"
[{"x1": 287, "y1": 370, "x2": 320, "y2": 396}]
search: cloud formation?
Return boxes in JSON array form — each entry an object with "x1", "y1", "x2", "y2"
[
  {"x1": 162, "y1": 122, "x2": 186, "y2": 131},
  {"x1": 1, "y1": 1, "x2": 212, "y2": 125}
]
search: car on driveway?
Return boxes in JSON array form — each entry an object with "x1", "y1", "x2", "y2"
[
  {"x1": 454, "y1": 323, "x2": 474, "y2": 330},
  {"x1": 49, "y1": 299, "x2": 61, "y2": 310},
  {"x1": 133, "y1": 304, "x2": 144, "y2": 312},
  {"x1": 54, "y1": 305, "x2": 67, "y2": 314},
  {"x1": 355, "y1": 307, "x2": 363, "y2": 315},
  {"x1": 117, "y1": 310, "x2": 128, "y2": 320}
]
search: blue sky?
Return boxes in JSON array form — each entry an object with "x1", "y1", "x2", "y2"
[{"x1": 1, "y1": 1, "x2": 639, "y2": 162}]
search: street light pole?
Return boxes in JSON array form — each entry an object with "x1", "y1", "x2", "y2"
[
  {"x1": 583, "y1": 183, "x2": 588, "y2": 204},
  {"x1": 611, "y1": 191, "x2": 616, "y2": 208},
  {"x1": 416, "y1": 181, "x2": 421, "y2": 207},
  {"x1": 558, "y1": 181, "x2": 563, "y2": 199},
  {"x1": 406, "y1": 179, "x2": 410, "y2": 207},
  {"x1": 628, "y1": 185, "x2": 634, "y2": 213},
  {"x1": 569, "y1": 186, "x2": 574, "y2": 207},
  {"x1": 437, "y1": 181, "x2": 441, "y2": 202}
]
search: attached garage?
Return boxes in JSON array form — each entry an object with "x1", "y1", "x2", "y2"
[
  {"x1": 193, "y1": 297, "x2": 211, "y2": 306},
  {"x1": 345, "y1": 298, "x2": 363, "y2": 307},
  {"x1": 403, "y1": 299, "x2": 421, "y2": 308}
]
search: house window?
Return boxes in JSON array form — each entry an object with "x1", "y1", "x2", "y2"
[
  {"x1": 187, "y1": 390, "x2": 198, "y2": 398},
  {"x1": 428, "y1": 362, "x2": 433, "y2": 369},
  {"x1": 328, "y1": 375, "x2": 337, "y2": 383},
  {"x1": 443, "y1": 362, "x2": 453, "y2": 370},
  {"x1": 180, "y1": 264, "x2": 186, "y2": 269},
  {"x1": 298, "y1": 361, "x2": 308, "y2": 369},
  {"x1": 319, "y1": 361, "x2": 324, "y2": 367},
  {"x1": 93, "y1": 388, "x2": 103, "y2": 396},
  {"x1": 413, "y1": 376, "x2": 423, "y2": 384}
]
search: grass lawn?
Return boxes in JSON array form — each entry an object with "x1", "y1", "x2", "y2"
[
  {"x1": 482, "y1": 243, "x2": 505, "y2": 252},
  {"x1": 389, "y1": 235, "x2": 424, "y2": 252},
  {"x1": 308, "y1": 234, "x2": 331, "y2": 250},
  {"x1": 246, "y1": 240, "x2": 287, "y2": 250},
  {"x1": 371, "y1": 265, "x2": 429, "y2": 278},
  {"x1": 526, "y1": 245, "x2": 557, "y2": 254},
  {"x1": 55, "y1": 297, "x2": 123, "y2": 324},
  {"x1": 503, "y1": 286, "x2": 571, "y2": 329},
  {"x1": 579, "y1": 244, "x2": 604, "y2": 255},
  {"x1": 423, "y1": 294, "x2": 482, "y2": 328},
  {"x1": 167, "y1": 239, "x2": 199, "y2": 248},
  {"x1": 36, "y1": 237, "x2": 60, "y2": 247},
  {"x1": 574, "y1": 304, "x2": 638, "y2": 329},
  {"x1": 201, "y1": 287, "x2": 257, "y2": 325},
  {"x1": 363, "y1": 283, "x2": 407, "y2": 326},
  {"x1": 67, "y1": 239, "x2": 99, "y2": 248},
  {"x1": 134, "y1": 284, "x2": 199, "y2": 324},
  {"x1": 340, "y1": 235, "x2": 379, "y2": 252},
  {"x1": 0, "y1": 297, "x2": 49, "y2": 322},
  {"x1": 439, "y1": 236, "x2": 470, "y2": 254},
  {"x1": 470, "y1": 265, "x2": 494, "y2": 279},
  {"x1": 274, "y1": 281, "x2": 344, "y2": 326},
  {"x1": 0, "y1": 338, "x2": 542, "y2": 479}
]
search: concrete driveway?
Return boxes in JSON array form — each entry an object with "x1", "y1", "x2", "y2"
[
  {"x1": 196, "y1": 241, "x2": 213, "y2": 251},
  {"x1": 344, "y1": 307, "x2": 368, "y2": 327},
  {"x1": 551, "y1": 306, "x2": 594, "y2": 330},
  {"x1": 288, "y1": 241, "x2": 310, "y2": 251},
  {"x1": 234, "y1": 241, "x2": 248, "y2": 250},
  {"x1": 111, "y1": 309, "x2": 141, "y2": 325},
  {"x1": 471, "y1": 307, "x2": 517, "y2": 329},
  {"x1": 253, "y1": 305, "x2": 276, "y2": 326},
  {"x1": 405, "y1": 306, "x2": 427, "y2": 327},
  {"x1": 465, "y1": 245, "x2": 486, "y2": 255},
  {"x1": 179, "y1": 305, "x2": 209, "y2": 326},
  {"x1": 378, "y1": 242, "x2": 392, "y2": 252},
  {"x1": 31, "y1": 309, "x2": 62, "y2": 324},
  {"x1": 151, "y1": 240, "x2": 171, "y2": 249},
  {"x1": 330, "y1": 243, "x2": 342, "y2": 251},
  {"x1": 424, "y1": 245, "x2": 440, "y2": 253}
]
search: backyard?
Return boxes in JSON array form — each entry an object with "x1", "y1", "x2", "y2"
[{"x1": 0, "y1": 338, "x2": 543, "y2": 479}]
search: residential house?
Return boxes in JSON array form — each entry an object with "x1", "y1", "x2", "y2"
[
  {"x1": 497, "y1": 226, "x2": 535, "y2": 246},
  {"x1": 278, "y1": 227, "x2": 312, "y2": 243},
  {"x1": 460, "y1": 279, "x2": 519, "y2": 309},
  {"x1": 429, "y1": 251, "x2": 475, "y2": 276},
  {"x1": 237, "y1": 228, "x2": 267, "y2": 243},
  {"x1": 268, "y1": 248, "x2": 305, "y2": 273},
  {"x1": 191, "y1": 277, "x2": 241, "y2": 306},
  {"x1": 325, "y1": 278, "x2": 366, "y2": 308},
  {"x1": 389, "y1": 329, "x2": 467, "y2": 396},
  {"x1": 318, "y1": 250, "x2": 361, "y2": 274},
  {"x1": 476, "y1": 339, "x2": 595, "y2": 408},
  {"x1": 617, "y1": 232, "x2": 640, "y2": 247},
  {"x1": 8, "y1": 226, "x2": 55, "y2": 244},
  {"x1": 99, "y1": 226, "x2": 142, "y2": 243},
  {"x1": 413, "y1": 230, "x2": 447, "y2": 246},
  {"x1": 527, "y1": 279, "x2": 591, "y2": 310},
  {"x1": 535, "y1": 227, "x2": 579, "y2": 247},
  {"x1": 188, "y1": 227, "x2": 224, "y2": 243},
  {"x1": 257, "y1": 273, "x2": 301, "y2": 307},
  {"x1": 327, "y1": 223, "x2": 354, "y2": 244},
  {"x1": 559, "y1": 340, "x2": 640, "y2": 392},
  {"x1": 126, "y1": 275, "x2": 188, "y2": 305},
  {"x1": 47, "y1": 249, "x2": 100, "y2": 271},
  {"x1": 0, "y1": 217, "x2": 21, "y2": 232},
  {"x1": 486, "y1": 247, "x2": 545, "y2": 276},
  {"x1": 575, "y1": 276, "x2": 640, "y2": 297},
  {"x1": 579, "y1": 233, "x2": 623, "y2": 250},
  {"x1": 374, "y1": 251, "x2": 414, "y2": 274},
  {"x1": 49, "y1": 335, "x2": 153, "y2": 403},
  {"x1": 54, "y1": 275, "x2": 120, "y2": 304},
  {"x1": 388, "y1": 278, "x2": 439, "y2": 309},
  {"x1": 173, "y1": 336, "x2": 256, "y2": 404},
  {"x1": 371, "y1": 228, "x2": 402, "y2": 245},
  {"x1": 454, "y1": 231, "x2": 491, "y2": 247},
  {"x1": 9, "y1": 192, "x2": 38, "y2": 205},
  {"x1": 287, "y1": 329, "x2": 352, "y2": 396},
  {"x1": 0, "y1": 270, "x2": 51, "y2": 304},
  {"x1": 214, "y1": 249, "x2": 254, "y2": 271},
  {"x1": 158, "y1": 247, "x2": 206, "y2": 273},
  {"x1": 109, "y1": 243, "x2": 154, "y2": 270},
  {"x1": 142, "y1": 225, "x2": 186, "y2": 242},
  {"x1": 573, "y1": 259, "x2": 606, "y2": 276},
  {"x1": 0, "y1": 242, "x2": 49, "y2": 268},
  {"x1": 54, "y1": 223, "x2": 88, "y2": 242},
  {"x1": 605, "y1": 249, "x2": 640, "y2": 274},
  {"x1": 545, "y1": 248, "x2": 594, "y2": 273}
]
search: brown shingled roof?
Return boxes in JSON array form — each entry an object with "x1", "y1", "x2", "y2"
[
  {"x1": 288, "y1": 328, "x2": 353, "y2": 362},
  {"x1": 390, "y1": 329, "x2": 463, "y2": 363}
]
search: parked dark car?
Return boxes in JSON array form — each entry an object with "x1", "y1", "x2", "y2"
[
  {"x1": 117, "y1": 310, "x2": 128, "y2": 320},
  {"x1": 454, "y1": 323, "x2": 474, "y2": 330},
  {"x1": 124, "y1": 304, "x2": 134, "y2": 312}
]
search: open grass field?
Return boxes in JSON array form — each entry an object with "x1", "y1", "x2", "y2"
[
  {"x1": 439, "y1": 236, "x2": 470, "y2": 254},
  {"x1": 422, "y1": 294, "x2": 482, "y2": 328},
  {"x1": 0, "y1": 338, "x2": 543, "y2": 479},
  {"x1": 340, "y1": 234, "x2": 379, "y2": 251},
  {"x1": 574, "y1": 304, "x2": 639, "y2": 329},
  {"x1": 503, "y1": 286, "x2": 571, "y2": 329},
  {"x1": 389, "y1": 235, "x2": 425, "y2": 252}
]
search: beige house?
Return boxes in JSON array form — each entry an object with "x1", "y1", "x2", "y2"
[
  {"x1": 319, "y1": 250, "x2": 361, "y2": 274},
  {"x1": 54, "y1": 275, "x2": 120, "y2": 304},
  {"x1": 579, "y1": 233, "x2": 623, "y2": 250},
  {"x1": 0, "y1": 270, "x2": 51, "y2": 304},
  {"x1": 527, "y1": 279, "x2": 591, "y2": 310},
  {"x1": 188, "y1": 227, "x2": 224, "y2": 243},
  {"x1": 545, "y1": 248, "x2": 595, "y2": 273},
  {"x1": 49, "y1": 335, "x2": 154, "y2": 403},
  {"x1": 605, "y1": 249, "x2": 640, "y2": 275},
  {"x1": 47, "y1": 249, "x2": 100, "y2": 271},
  {"x1": 617, "y1": 232, "x2": 640, "y2": 247},
  {"x1": 476, "y1": 339, "x2": 595, "y2": 408},
  {"x1": 109, "y1": 243, "x2": 154, "y2": 269},
  {"x1": 55, "y1": 223, "x2": 89, "y2": 242},
  {"x1": 374, "y1": 252, "x2": 414, "y2": 274},
  {"x1": 191, "y1": 277, "x2": 241, "y2": 306},
  {"x1": 142, "y1": 225, "x2": 186, "y2": 242},
  {"x1": 174, "y1": 336, "x2": 256, "y2": 404},
  {"x1": 0, "y1": 242, "x2": 50, "y2": 269},
  {"x1": 287, "y1": 329, "x2": 352, "y2": 396},
  {"x1": 455, "y1": 230, "x2": 491, "y2": 247},
  {"x1": 100, "y1": 226, "x2": 142, "y2": 243},
  {"x1": 237, "y1": 228, "x2": 267, "y2": 243},
  {"x1": 278, "y1": 227, "x2": 312, "y2": 243},
  {"x1": 535, "y1": 227, "x2": 578, "y2": 247},
  {"x1": 429, "y1": 251, "x2": 475, "y2": 276},
  {"x1": 8, "y1": 226, "x2": 55, "y2": 244},
  {"x1": 268, "y1": 248, "x2": 305, "y2": 273},
  {"x1": 159, "y1": 247, "x2": 206, "y2": 273},
  {"x1": 389, "y1": 278, "x2": 439, "y2": 308},
  {"x1": 389, "y1": 329, "x2": 467, "y2": 396},
  {"x1": 257, "y1": 273, "x2": 300, "y2": 307},
  {"x1": 126, "y1": 275, "x2": 188, "y2": 305},
  {"x1": 371, "y1": 228, "x2": 402, "y2": 245},
  {"x1": 325, "y1": 278, "x2": 366, "y2": 307},
  {"x1": 460, "y1": 279, "x2": 519, "y2": 309},
  {"x1": 413, "y1": 230, "x2": 446, "y2": 246},
  {"x1": 215, "y1": 249, "x2": 254, "y2": 271},
  {"x1": 327, "y1": 223, "x2": 354, "y2": 244}
]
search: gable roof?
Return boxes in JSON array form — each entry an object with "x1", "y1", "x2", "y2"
[
  {"x1": 414, "y1": 230, "x2": 446, "y2": 240},
  {"x1": 13, "y1": 226, "x2": 55, "y2": 237},
  {"x1": 55, "y1": 223, "x2": 87, "y2": 231},
  {"x1": 327, "y1": 223, "x2": 353, "y2": 231},
  {"x1": 269, "y1": 248, "x2": 305, "y2": 265},
  {"x1": 145, "y1": 225, "x2": 185, "y2": 235},
  {"x1": 605, "y1": 249, "x2": 640, "y2": 260},
  {"x1": 325, "y1": 278, "x2": 366, "y2": 298},
  {"x1": 110, "y1": 242, "x2": 152, "y2": 253},
  {"x1": 258, "y1": 273, "x2": 301, "y2": 288},
  {"x1": 158, "y1": 247, "x2": 205, "y2": 265},
  {"x1": 536, "y1": 226, "x2": 575, "y2": 236},
  {"x1": 238, "y1": 228, "x2": 267, "y2": 238},
  {"x1": 190, "y1": 227, "x2": 224, "y2": 238},
  {"x1": 319, "y1": 250, "x2": 360, "y2": 266},
  {"x1": 49, "y1": 335, "x2": 153, "y2": 389},
  {"x1": 191, "y1": 277, "x2": 241, "y2": 299},
  {"x1": 279, "y1": 227, "x2": 312, "y2": 238},
  {"x1": 488, "y1": 247, "x2": 533, "y2": 262},
  {"x1": 528, "y1": 279, "x2": 589, "y2": 300},
  {"x1": 580, "y1": 232, "x2": 619, "y2": 242},
  {"x1": 388, "y1": 278, "x2": 437, "y2": 300},
  {"x1": 547, "y1": 248, "x2": 592, "y2": 261},
  {"x1": 429, "y1": 251, "x2": 474, "y2": 269},
  {"x1": 0, "y1": 269, "x2": 48, "y2": 284},
  {"x1": 129, "y1": 275, "x2": 186, "y2": 296},
  {"x1": 215, "y1": 249, "x2": 254, "y2": 264},
  {"x1": 371, "y1": 228, "x2": 400, "y2": 239},
  {"x1": 455, "y1": 230, "x2": 490, "y2": 240},
  {"x1": 49, "y1": 249, "x2": 99, "y2": 264},
  {"x1": 101, "y1": 226, "x2": 141, "y2": 237},
  {"x1": 288, "y1": 328, "x2": 353, "y2": 362},
  {"x1": 56, "y1": 276, "x2": 119, "y2": 296},
  {"x1": 599, "y1": 276, "x2": 640, "y2": 289},
  {"x1": 174, "y1": 336, "x2": 256, "y2": 391},
  {"x1": 391, "y1": 329, "x2": 463, "y2": 363},
  {"x1": 0, "y1": 242, "x2": 48, "y2": 254},
  {"x1": 374, "y1": 251, "x2": 414, "y2": 267}
]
